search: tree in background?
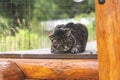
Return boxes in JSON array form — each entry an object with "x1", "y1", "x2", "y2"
[
  {"x1": 0, "y1": 0, "x2": 95, "y2": 22},
  {"x1": 33, "y1": 0, "x2": 95, "y2": 20}
]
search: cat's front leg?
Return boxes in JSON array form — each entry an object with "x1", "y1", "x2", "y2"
[
  {"x1": 71, "y1": 45, "x2": 84, "y2": 54},
  {"x1": 51, "y1": 47, "x2": 59, "y2": 54},
  {"x1": 51, "y1": 47, "x2": 66, "y2": 54}
]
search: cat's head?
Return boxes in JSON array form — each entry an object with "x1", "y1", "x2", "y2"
[
  {"x1": 49, "y1": 24, "x2": 72, "y2": 43},
  {"x1": 49, "y1": 23, "x2": 74, "y2": 52}
]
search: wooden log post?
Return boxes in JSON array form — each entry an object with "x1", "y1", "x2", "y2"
[{"x1": 96, "y1": 0, "x2": 120, "y2": 80}]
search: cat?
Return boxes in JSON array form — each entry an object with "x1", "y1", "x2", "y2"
[{"x1": 49, "y1": 22, "x2": 88, "y2": 54}]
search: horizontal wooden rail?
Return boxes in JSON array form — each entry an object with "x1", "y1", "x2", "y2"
[
  {"x1": 0, "y1": 59, "x2": 98, "y2": 80},
  {"x1": 0, "y1": 53, "x2": 97, "y2": 59}
]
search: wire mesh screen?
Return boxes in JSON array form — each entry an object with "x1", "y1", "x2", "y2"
[{"x1": 0, "y1": 0, "x2": 95, "y2": 52}]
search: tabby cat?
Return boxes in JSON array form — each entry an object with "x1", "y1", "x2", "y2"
[{"x1": 49, "y1": 22, "x2": 88, "y2": 54}]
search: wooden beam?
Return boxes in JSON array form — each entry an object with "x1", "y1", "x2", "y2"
[
  {"x1": 96, "y1": 0, "x2": 120, "y2": 80},
  {"x1": 0, "y1": 59, "x2": 98, "y2": 80},
  {"x1": 0, "y1": 61, "x2": 25, "y2": 80},
  {"x1": 0, "y1": 53, "x2": 97, "y2": 59}
]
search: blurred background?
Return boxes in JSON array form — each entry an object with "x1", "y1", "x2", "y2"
[{"x1": 0, "y1": 0, "x2": 95, "y2": 52}]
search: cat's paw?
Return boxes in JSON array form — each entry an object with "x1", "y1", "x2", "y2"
[
  {"x1": 71, "y1": 47, "x2": 79, "y2": 54},
  {"x1": 71, "y1": 45, "x2": 85, "y2": 54}
]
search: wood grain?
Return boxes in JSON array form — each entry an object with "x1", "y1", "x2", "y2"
[
  {"x1": 0, "y1": 59, "x2": 98, "y2": 80},
  {"x1": 0, "y1": 61, "x2": 25, "y2": 80},
  {"x1": 96, "y1": 0, "x2": 120, "y2": 80}
]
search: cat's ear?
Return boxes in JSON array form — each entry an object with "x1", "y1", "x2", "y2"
[
  {"x1": 54, "y1": 29, "x2": 64, "y2": 36},
  {"x1": 49, "y1": 33, "x2": 54, "y2": 39},
  {"x1": 65, "y1": 22, "x2": 74, "y2": 28},
  {"x1": 55, "y1": 24, "x2": 64, "y2": 30}
]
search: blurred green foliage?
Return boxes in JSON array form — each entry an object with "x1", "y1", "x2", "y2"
[
  {"x1": 0, "y1": 29, "x2": 51, "y2": 51},
  {"x1": 0, "y1": 0, "x2": 95, "y2": 20},
  {"x1": 33, "y1": 0, "x2": 95, "y2": 20}
]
